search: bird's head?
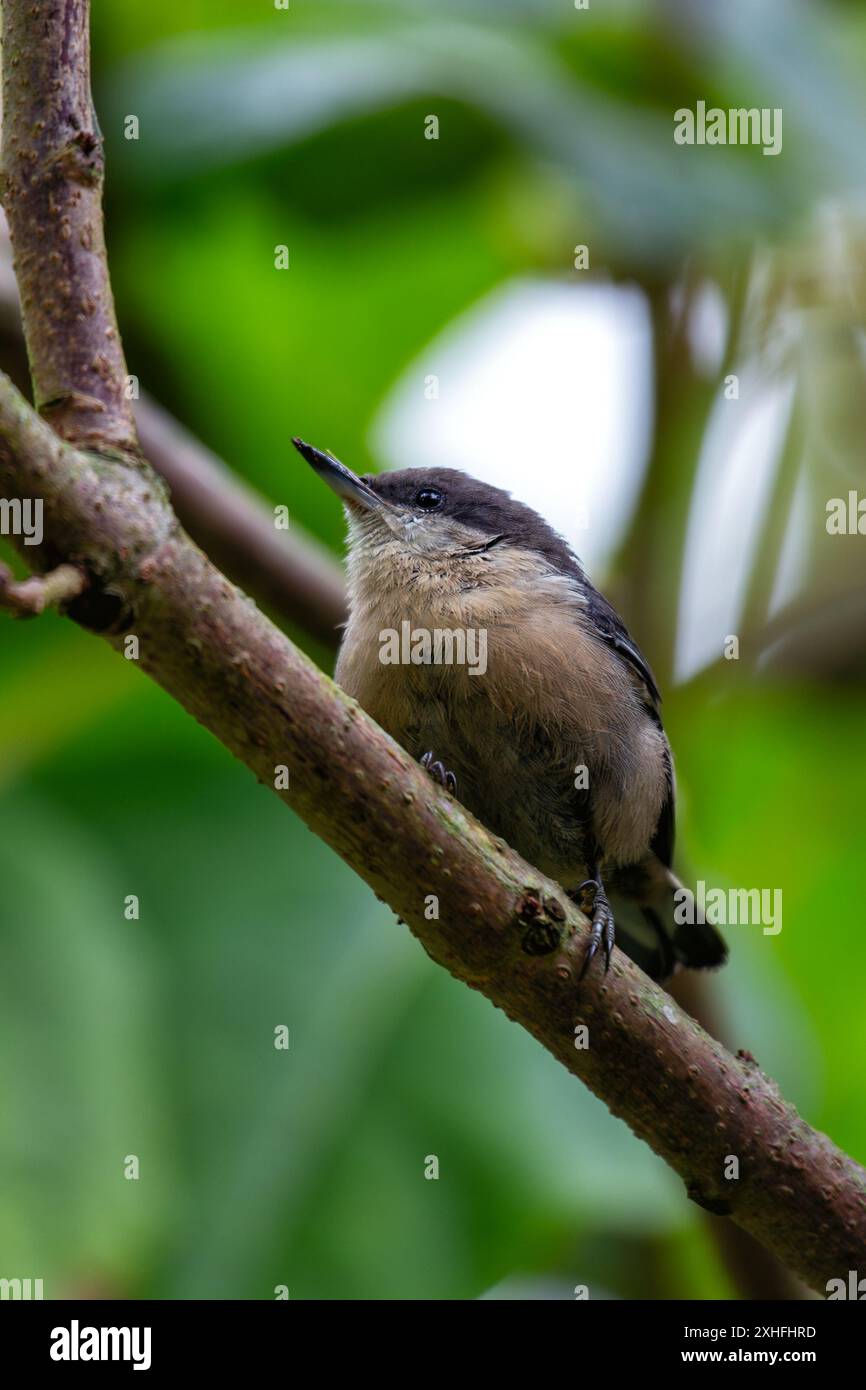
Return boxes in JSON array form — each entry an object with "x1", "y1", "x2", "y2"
[{"x1": 292, "y1": 437, "x2": 578, "y2": 573}]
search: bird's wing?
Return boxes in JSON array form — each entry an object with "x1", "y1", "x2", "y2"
[
  {"x1": 580, "y1": 578, "x2": 674, "y2": 865},
  {"x1": 583, "y1": 584, "x2": 662, "y2": 706},
  {"x1": 650, "y1": 742, "x2": 675, "y2": 868}
]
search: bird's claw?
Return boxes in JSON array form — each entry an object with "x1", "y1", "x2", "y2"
[
  {"x1": 420, "y1": 750, "x2": 457, "y2": 794},
  {"x1": 576, "y1": 879, "x2": 615, "y2": 980}
]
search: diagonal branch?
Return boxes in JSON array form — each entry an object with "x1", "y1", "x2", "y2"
[
  {"x1": 1, "y1": 0, "x2": 864, "y2": 1299},
  {"x1": 1, "y1": 371, "x2": 865, "y2": 1295}
]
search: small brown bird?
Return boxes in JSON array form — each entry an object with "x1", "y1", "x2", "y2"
[{"x1": 294, "y1": 437, "x2": 727, "y2": 982}]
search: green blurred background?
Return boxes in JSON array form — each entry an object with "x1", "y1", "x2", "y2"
[{"x1": 1, "y1": 0, "x2": 865, "y2": 1299}]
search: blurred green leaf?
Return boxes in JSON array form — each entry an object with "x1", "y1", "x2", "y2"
[
  {"x1": 0, "y1": 796, "x2": 171, "y2": 1291},
  {"x1": 104, "y1": 20, "x2": 792, "y2": 264}
]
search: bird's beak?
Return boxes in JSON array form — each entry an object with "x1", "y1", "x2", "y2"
[{"x1": 292, "y1": 437, "x2": 385, "y2": 511}]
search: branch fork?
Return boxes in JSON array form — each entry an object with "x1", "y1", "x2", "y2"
[{"x1": 0, "y1": 559, "x2": 87, "y2": 616}]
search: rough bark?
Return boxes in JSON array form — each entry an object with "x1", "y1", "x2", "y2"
[{"x1": 2, "y1": 0, "x2": 139, "y2": 454}]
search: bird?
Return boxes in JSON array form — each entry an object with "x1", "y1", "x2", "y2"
[{"x1": 293, "y1": 436, "x2": 727, "y2": 983}]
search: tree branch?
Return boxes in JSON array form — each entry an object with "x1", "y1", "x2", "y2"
[
  {"x1": 0, "y1": 373, "x2": 864, "y2": 1294},
  {"x1": 1, "y1": 0, "x2": 864, "y2": 1298},
  {"x1": 0, "y1": 557, "x2": 86, "y2": 615},
  {"x1": 2, "y1": 0, "x2": 139, "y2": 455},
  {"x1": 0, "y1": 212, "x2": 346, "y2": 647},
  {"x1": 133, "y1": 394, "x2": 346, "y2": 645}
]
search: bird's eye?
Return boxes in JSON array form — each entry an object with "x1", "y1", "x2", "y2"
[{"x1": 415, "y1": 487, "x2": 445, "y2": 511}]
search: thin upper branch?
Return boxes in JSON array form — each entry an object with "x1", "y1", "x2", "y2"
[{"x1": 134, "y1": 395, "x2": 346, "y2": 645}]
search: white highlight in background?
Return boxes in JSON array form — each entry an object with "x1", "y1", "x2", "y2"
[
  {"x1": 674, "y1": 371, "x2": 796, "y2": 683},
  {"x1": 371, "y1": 278, "x2": 653, "y2": 577}
]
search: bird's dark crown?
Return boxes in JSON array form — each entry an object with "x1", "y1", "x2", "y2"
[{"x1": 361, "y1": 466, "x2": 585, "y2": 578}]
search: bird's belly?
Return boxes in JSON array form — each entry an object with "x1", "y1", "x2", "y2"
[
  {"x1": 336, "y1": 623, "x2": 666, "y2": 882},
  {"x1": 394, "y1": 700, "x2": 591, "y2": 886}
]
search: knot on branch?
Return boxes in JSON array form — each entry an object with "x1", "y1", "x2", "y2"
[
  {"x1": 518, "y1": 890, "x2": 566, "y2": 955},
  {"x1": 50, "y1": 130, "x2": 103, "y2": 187},
  {"x1": 686, "y1": 1179, "x2": 734, "y2": 1217},
  {"x1": 67, "y1": 583, "x2": 133, "y2": 634}
]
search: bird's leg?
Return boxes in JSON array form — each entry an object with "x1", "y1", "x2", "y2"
[
  {"x1": 573, "y1": 867, "x2": 615, "y2": 978},
  {"x1": 420, "y1": 750, "x2": 457, "y2": 795}
]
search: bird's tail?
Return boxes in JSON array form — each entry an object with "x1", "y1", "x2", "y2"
[{"x1": 608, "y1": 861, "x2": 728, "y2": 983}]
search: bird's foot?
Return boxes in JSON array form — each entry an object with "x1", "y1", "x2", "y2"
[
  {"x1": 420, "y1": 750, "x2": 457, "y2": 794},
  {"x1": 574, "y1": 878, "x2": 615, "y2": 979}
]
